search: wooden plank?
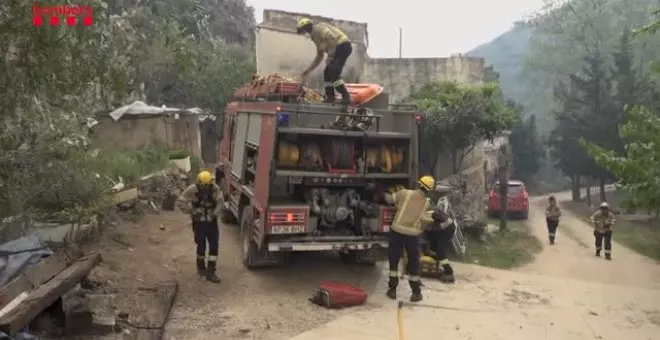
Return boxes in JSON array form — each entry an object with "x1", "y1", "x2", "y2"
[
  {"x1": 0, "y1": 252, "x2": 72, "y2": 308},
  {"x1": 113, "y1": 187, "x2": 139, "y2": 204},
  {"x1": 0, "y1": 292, "x2": 28, "y2": 319},
  {"x1": 0, "y1": 253, "x2": 102, "y2": 335},
  {"x1": 134, "y1": 281, "x2": 179, "y2": 340}
]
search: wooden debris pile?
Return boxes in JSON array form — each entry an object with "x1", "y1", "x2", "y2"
[
  {"x1": 233, "y1": 73, "x2": 324, "y2": 102},
  {"x1": 0, "y1": 249, "x2": 101, "y2": 336}
]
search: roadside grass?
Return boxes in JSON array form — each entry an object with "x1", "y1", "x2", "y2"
[
  {"x1": 457, "y1": 218, "x2": 542, "y2": 269},
  {"x1": 563, "y1": 197, "x2": 660, "y2": 261}
]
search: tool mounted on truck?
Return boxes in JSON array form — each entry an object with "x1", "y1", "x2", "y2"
[{"x1": 216, "y1": 76, "x2": 422, "y2": 269}]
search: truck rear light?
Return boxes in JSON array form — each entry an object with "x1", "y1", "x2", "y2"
[{"x1": 267, "y1": 208, "x2": 308, "y2": 235}]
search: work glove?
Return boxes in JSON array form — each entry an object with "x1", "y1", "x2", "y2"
[{"x1": 192, "y1": 211, "x2": 203, "y2": 221}]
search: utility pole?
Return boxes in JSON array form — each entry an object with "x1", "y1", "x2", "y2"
[
  {"x1": 398, "y1": 28, "x2": 403, "y2": 58},
  {"x1": 497, "y1": 144, "x2": 510, "y2": 231}
]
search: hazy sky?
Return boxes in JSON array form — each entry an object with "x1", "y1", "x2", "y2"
[{"x1": 246, "y1": 0, "x2": 546, "y2": 58}]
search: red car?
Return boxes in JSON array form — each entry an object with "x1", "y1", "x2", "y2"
[{"x1": 488, "y1": 180, "x2": 529, "y2": 219}]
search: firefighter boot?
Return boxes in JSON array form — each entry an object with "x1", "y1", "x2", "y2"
[
  {"x1": 323, "y1": 87, "x2": 336, "y2": 104},
  {"x1": 605, "y1": 253, "x2": 612, "y2": 260},
  {"x1": 336, "y1": 84, "x2": 351, "y2": 112},
  {"x1": 438, "y1": 264, "x2": 456, "y2": 283},
  {"x1": 409, "y1": 280, "x2": 423, "y2": 302},
  {"x1": 386, "y1": 277, "x2": 398, "y2": 300},
  {"x1": 196, "y1": 259, "x2": 206, "y2": 277},
  {"x1": 205, "y1": 261, "x2": 221, "y2": 283},
  {"x1": 596, "y1": 249, "x2": 601, "y2": 257}
]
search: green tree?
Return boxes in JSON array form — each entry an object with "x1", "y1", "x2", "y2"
[
  {"x1": 509, "y1": 109, "x2": 544, "y2": 183},
  {"x1": 582, "y1": 8, "x2": 660, "y2": 213},
  {"x1": 409, "y1": 81, "x2": 516, "y2": 174}
]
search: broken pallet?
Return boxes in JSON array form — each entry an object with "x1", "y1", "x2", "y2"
[{"x1": 0, "y1": 253, "x2": 102, "y2": 335}]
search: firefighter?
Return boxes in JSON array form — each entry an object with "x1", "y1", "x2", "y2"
[
  {"x1": 545, "y1": 196, "x2": 562, "y2": 245},
  {"x1": 425, "y1": 208, "x2": 456, "y2": 283},
  {"x1": 296, "y1": 18, "x2": 353, "y2": 107},
  {"x1": 176, "y1": 170, "x2": 222, "y2": 282},
  {"x1": 590, "y1": 202, "x2": 616, "y2": 260},
  {"x1": 379, "y1": 176, "x2": 435, "y2": 302}
]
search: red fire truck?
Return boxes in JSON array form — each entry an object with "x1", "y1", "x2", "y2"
[{"x1": 216, "y1": 81, "x2": 422, "y2": 269}]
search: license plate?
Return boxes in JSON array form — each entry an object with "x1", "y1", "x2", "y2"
[{"x1": 271, "y1": 225, "x2": 306, "y2": 234}]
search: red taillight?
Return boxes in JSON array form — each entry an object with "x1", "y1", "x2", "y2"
[{"x1": 268, "y1": 211, "x2": 305, "y2": 224}]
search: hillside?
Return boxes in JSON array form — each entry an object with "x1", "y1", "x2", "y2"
[{"x1": 467, "y1": 22, "x2": 534, "y2": 105}]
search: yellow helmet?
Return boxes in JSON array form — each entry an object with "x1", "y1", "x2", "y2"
[
  {"x1": 197, "y1": 170, "x2": 214, "y2": 185},
  {"x1": 418, "y1": 175, "x2": 435, "y2": 191},
  {"x1": 296, "y1": 18, "x2": 312, "y2": 33}
]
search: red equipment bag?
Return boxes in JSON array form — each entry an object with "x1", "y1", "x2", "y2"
[{"x1": 309, "y1": 282, "x2": 368, "y2": 309}]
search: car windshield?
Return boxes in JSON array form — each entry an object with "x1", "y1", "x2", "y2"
[{"x1": 494, "y1": 184, "x2": 523, "y2": 196}]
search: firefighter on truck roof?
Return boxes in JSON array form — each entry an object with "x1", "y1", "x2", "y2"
[
  {"x1": 296, "y1": 18, "x2": 353, "y2": 109},
  {"x1": 176, "y1": 170, "x2": 222, "y2": 283},
  {"x1": 378, "y1": 176, "x2": 436, "y2": 302}
]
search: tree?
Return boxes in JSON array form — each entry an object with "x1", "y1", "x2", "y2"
[
  {"x1": 509, "y1": 111, "x2": 544, "y2": 183},
  {"x1": 408, "y1": 81, "x2": 516, "y2": 174},
  {"x1": 582, "y1": 8, "x2": 660, "y2": 213}
]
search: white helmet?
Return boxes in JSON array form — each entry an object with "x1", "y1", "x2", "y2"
[{"x1": 600, "y1": 202, "x2": 609, "y2": 208}]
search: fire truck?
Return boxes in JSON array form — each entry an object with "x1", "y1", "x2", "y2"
[{"x1": 215, "y1": 80, "x2": 422, "y2": 269}]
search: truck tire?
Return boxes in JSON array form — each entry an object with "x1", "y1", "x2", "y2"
[{"x1": 240, "y1": 206, "x2": 261, "y2": 269}]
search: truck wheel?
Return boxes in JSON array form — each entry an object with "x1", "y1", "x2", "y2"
[
  {"x1": 339, "y1": 250, "x2": 376, "y2": 266},
  {"x1": 240, "y1": 207, "x2": 260, "y2": 269}
]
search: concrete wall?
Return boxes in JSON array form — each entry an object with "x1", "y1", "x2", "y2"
[
  {"x1": 363, "y1": 55, "x2": 486, "y2": 104},
  {"x1": 93, "y1": 115, "x2": 202, "y2": 160},
  {"x1": 262, "y1": 9, "x2": 368, "y2": 46}
]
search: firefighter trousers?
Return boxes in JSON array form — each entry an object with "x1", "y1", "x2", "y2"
[
  {"x1": 594, "y1": 229, "x2": 612, "y2": 256},
  {"x1": 387, "y1": 230, "x2": 421, "y2": 292},
  {"x1": 323, "y1": 42, "x2": 353, "y2": 101},
  {"x1": 193, "y1": 219, "x2": 219, "y2": 265},
  {"x1": 546, "y1": 218, "x2": 559, "y2": 243},
  {"x1": 425, "y1": 224, "x2": 456, "y2": 275}
]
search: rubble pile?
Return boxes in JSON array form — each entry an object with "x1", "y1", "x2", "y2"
[
  {"x1": 137, "y1": 166, "x2": 189, "y2": 211},
  {"x1": 438, "y1": 175, "x2": 487, "y2": 230}
]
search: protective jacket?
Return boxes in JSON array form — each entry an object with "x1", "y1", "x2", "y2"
[
  {"x1": 176, "y1": 184, "x2": 222, "y2": 222},
  {"x1": 590, "y1": 210, "x2": 616, "y2": 233},
  {"x1": 545, "y1": 205, "x2": 562, "y2": 220},
  {"x1": 310, "y1": 22, "x2": 349, "y2": 56},
  {"x1": 386, "y1": 189, "x2": 433, "y2": 236}
]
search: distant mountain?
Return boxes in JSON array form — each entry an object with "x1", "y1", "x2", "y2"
[{"x1": 467, "y1": 22, "x2": 534, "y2": 105}]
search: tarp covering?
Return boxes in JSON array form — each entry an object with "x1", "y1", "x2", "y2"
[
  {"x1": 0, "y1": 235, "x2": 53, "y2": 287},
  {"x1": 108, "y1": 101, "x2": 212, "y2": 122}
]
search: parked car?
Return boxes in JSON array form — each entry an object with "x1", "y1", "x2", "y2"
[{"x1": 488, "y1": 180, "x2": 529, "y2": 219}]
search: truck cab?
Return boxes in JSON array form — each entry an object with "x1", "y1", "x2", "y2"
[{"x1": 216, "y1": 81, "x2": 421, "y2": 269}]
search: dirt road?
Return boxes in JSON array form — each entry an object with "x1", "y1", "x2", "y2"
[
  {"x1": 289, "y1": 193, "x2": 660, "y2": 339},
  {"x1": 87, "y1": 191, "x2": 660, "y2": 339},
  {"x1": 517, "y1": 193, "x2": 660, "y2": 290},
  {"x1": 87, "y1": 212, "x2": 383, "y2": 340}
]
